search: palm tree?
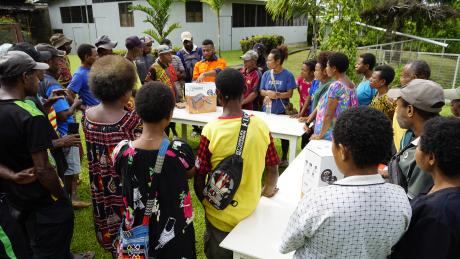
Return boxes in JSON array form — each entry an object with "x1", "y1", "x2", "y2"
[
  {"x1": 130, "y1": 0, "x2": 184, "y2": 43},
  {"x1": 201, "y1": 0, "x2": 224, "y2": 56}
]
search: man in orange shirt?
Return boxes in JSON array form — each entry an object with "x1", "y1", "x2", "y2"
[{"x1": 193, "y1": 39, "x2": 227, "y2": 83}]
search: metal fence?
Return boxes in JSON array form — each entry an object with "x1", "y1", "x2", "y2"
[{"x1": 357, "y1": 39, "x2": 460, "y2": 88}]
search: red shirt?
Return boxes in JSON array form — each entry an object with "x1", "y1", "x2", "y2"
[{"x1": 240, "y1": 67, "x2": 260, "y2": 110}]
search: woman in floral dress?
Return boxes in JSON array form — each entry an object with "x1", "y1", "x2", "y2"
[
  {"x1": 83, "y1": 55, "x2": 142, "y2": 254},
  {"x1": 113, "y1": 82, "x2": 196, "y2": 258},
  {"x1": 312, "y1": 52, "x2": 358, "y2": 141}
]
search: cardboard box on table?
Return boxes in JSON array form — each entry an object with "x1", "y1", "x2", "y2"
[
  {"x1": 185, "y1": 82, "x2": 217, "y2": 114},
  {"x1": 301, "y1": 140, "x2": 344, "y2": 197}
]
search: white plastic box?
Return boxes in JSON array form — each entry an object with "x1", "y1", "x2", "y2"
[{"x1": 301, "y1": 140, "x2": 343, "y2": 196}]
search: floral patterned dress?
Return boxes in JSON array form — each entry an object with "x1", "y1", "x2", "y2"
[
  {"x1": 314, "y1": 81, "x2": 358, "y2": 140},
  {"x1": 112, "y1": 139, "x2": 196, "y2": 258},
  {"x1": 82, "y1": 110, "x2": 142, "y2": 252}
]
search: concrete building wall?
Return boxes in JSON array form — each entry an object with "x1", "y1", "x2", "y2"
[{"x1": 47, "y1": 0, "x2": 307, "y2": 52}]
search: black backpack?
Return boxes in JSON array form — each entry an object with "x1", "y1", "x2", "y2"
[{"x1": 203, "y1": 113, "x2": 250, "y2": 210}]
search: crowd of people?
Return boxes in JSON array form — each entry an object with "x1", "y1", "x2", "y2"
[{"x1": 0, "y1": 28, "x2": 459, "y2": 259}]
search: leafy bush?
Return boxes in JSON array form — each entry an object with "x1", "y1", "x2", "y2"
[
  {"x1": 240, "y1": 35, "x2": 285, "y2": 55},
  {"x1": 113, "y1": 49, "x2": 127, "y2": 56}
]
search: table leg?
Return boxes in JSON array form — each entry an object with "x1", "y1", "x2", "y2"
[
  {"x1": 181, "y1": 124, "x2": 187, "y2": 141},
  {"x1": 288, "y1": 137, "x2": 297, "y2": 164}
]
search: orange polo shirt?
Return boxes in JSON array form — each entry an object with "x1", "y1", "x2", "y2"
[{"x1": 192, "y1": 57, "x2": 227, "y2": 82}]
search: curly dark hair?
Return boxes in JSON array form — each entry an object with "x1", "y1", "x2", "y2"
[
  {"x1": 327, "y1": 52, "x2": 350, "y2": 73},
  {"x1": 317, "y1": 51, "x2": 332, "y2": 70},
  {"x1": 303, "y1": 59, "x2": 317, "y2": 72},
  {"x1": 77, "y1": 44, "x2": 95, "y2": 62},
  {"x1": 89, "y1": 55, "x2": 136, "y2": 102},
  {"x1": 359, "y1": 53, "x2": 376, "y2": 70},
  {"x1": 202, "y1": 39, "x2": 214, "y2": 46},
  {"x1": 333, "y1": 107, "x2": 393, "y2": 168},
  {"x1": 135, "y1": 81, "x2": 175, "y2": 123},
  {"x1": 420, "y1": 116, "x2": 460, "y2": 177},
  {"x1": 374, "y1": 65, "x2": 395, "y2": 86},
  {"x1": 328, "y1": 52, "x2": 349, "y2": 73},
  {"x1": 216, "y1": 68, "x2": 245, "y2": 101}
]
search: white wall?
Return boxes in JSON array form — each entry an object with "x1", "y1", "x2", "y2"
[{"x1": 47, "y1": 0, "x2": 307, "y2": 52}]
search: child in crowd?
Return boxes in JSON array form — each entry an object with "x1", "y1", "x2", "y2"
[
  {"x1": 295, "y1": 59, "x2": 317, "y2": 118},
  {"x1": 369, "y1": 64, "x2": 396, "y2": 120},
  {"x1": 392, "y1": 117, "x2": 460, "y2": 258},
  {"x1": 113, "y1": 82, "x2": 196, "y2": 258},
  {"x1": 280, "y1": 107, "x2": 411, "y2": 258}
]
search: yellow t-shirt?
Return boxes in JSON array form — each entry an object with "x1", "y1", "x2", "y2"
[
  {"x1": 201, "y1": 116, "x2": 271, "y2": 232},
  {"x1": 393, "y1": 107, "x2": 407, "y2": 152}
]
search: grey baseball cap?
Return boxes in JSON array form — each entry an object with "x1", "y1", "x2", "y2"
[
  {"x1": 157, "y1": 45, "x2": 173, "y2": 55},
  {"x1": 240, "y1": 50, "x2": 259, "y2": 61},
  {"x1": 0, "y1": 51, "x2": 49, "y2": 78},
  {"x1": 444, "y1": 87, "x2": 460, "y2": 101},
  {"x1": 35, "y1": 43, "x2": 65, "y2": 58},
  {"x1": 388, "y1": 79, "x2": 445, "y2": 113},
  {"x1": 95, "y1": 35, "x2": 118, "y2": 50}
]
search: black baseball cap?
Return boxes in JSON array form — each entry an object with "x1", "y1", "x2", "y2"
[
  {"x1": 9, "y1": 42, "x2": 52, "y2": 62},
  {"x1": 0, "y1": 51, "x2": 49, "y2": 79},
  {"x1": 125, "y1": 36, "x2": 144, "y2": 49}
]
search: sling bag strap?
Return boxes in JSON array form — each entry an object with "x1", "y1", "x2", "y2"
[{"x1": 235, "y1": 112, "x2": 250, "y2": 157}]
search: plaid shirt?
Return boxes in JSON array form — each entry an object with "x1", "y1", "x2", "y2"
[{"x1": 196, "y1": 133, "x2": 279, "y2": 175}]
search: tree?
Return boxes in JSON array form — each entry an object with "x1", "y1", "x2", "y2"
[
  {"x1": 266, "y1": 0, "x2": 321, "y2": 56},
  {"x1": 130, "y1": 0, "x2": 183, "y2": 44},
  {"x1": 320, "y1": 0, "x2": 363, "y2": 80},
  {"x1": 361, "y1": 0, "x2": 460, "y2": 43},
  {"x1": 201, "y1": 0, "x2": 224, "y2": 56}
]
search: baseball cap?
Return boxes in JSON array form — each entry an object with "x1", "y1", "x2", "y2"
[
  {"x1": 157, "y1": 45, "x2": 173, "y2": 55},
  {"x1": 240, "y1": 50, "x2": 258, "y2": 61},
  {"x1": 0, "y1": 51, "x2": 49, "y2": 78},
  {"x1": 49, "y1": 33, "x2": 73, "y2": 49},
  {"x1": 444, "y1": 87, "x2": 460, "y2": 101},
  {"x1": 125, "y1": 36, "x2": 144, "y2": 49},
  {"x1": 35, "y1": 43, "x2": 65, "y2": 59},
  {"x1": 388, "y1": 79, "x2": 445, "y2": 113},
  {"x1": 181, "y1": 31, "x2": 192, "y2": 43},
  {"x1": 9, "y1": 42, "x2": 52, "y2": 62},
  {"x1": 95, "y1": 35, "x2": 118, "y2": 50},
  {"x1": 140, "y1": 36, "x2": 153, "y2": 45}
]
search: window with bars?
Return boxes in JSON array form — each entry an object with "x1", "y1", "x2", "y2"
[
  {"x1": 186, "y1": 2, "x2": 203, "y2": 23},
  {"x1": 232, "y1": 3, "x2": 307, "y2": 28},
  {"x1": 60, "y1": 5, "x2": 94, "y2": 23},
  {"x1": 119, "y1": 2, "x2": 134, "y2": 27}
]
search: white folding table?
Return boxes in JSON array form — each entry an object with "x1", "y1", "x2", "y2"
[
  {"x1": 219, "y1": 148, "x2": 308, "y2": 259},
  {"x1": 171, "y1": 107, "x2": 305, "y2": 163}
]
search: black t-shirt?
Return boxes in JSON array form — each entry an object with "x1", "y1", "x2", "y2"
[
  {"x1": 114, "y1": 139, "x2": 196, "y2": 258},
  {"x1": 0, "y1": 99, "x2": 54, "y2": 210},
  {"x1": 392, "y1": 187, "x2": 460, "y2": 259}
]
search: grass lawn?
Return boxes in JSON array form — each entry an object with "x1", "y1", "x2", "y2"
[{"x1": 68, "y1": 49, "x2": 453, "y2": 258}]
